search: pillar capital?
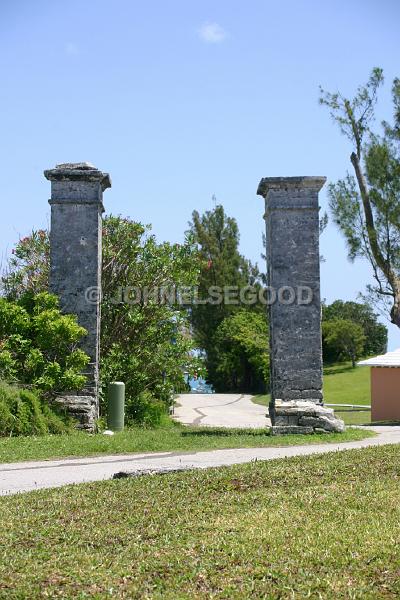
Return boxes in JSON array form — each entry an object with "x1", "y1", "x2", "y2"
[
  {"x1": 257, "y1": 176, "x2": 326, "y2": 198},
  {"x1": 44, "y1": 162, "x2": 111, "y2": 191}
]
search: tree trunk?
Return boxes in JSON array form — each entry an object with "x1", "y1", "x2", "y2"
[
  {"x1": 390, "y1": 289, "x2": 400, "y2": 327},
  {"x1": 351, "y1": 152, "x2": 400, "y2": 329},
  {"x1": 351, "y1": 152, "x2": 389, "y2": 275}
]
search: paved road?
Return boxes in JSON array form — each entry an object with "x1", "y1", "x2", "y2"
[
  {"x1": 1, "y1": 426, "x2": 400, "y2": 496},
  {"x1": 174, "y1": 393, "x2": 270, "y2": 428}
]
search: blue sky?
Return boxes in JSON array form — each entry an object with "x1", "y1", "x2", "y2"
[{"x1": 1, "y1": 0, "x2": 399, "y2": 348}]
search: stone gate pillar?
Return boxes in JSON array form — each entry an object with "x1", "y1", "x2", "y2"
[
  {"x1": 257, "y1": 176, "x2": 344, "y2": 434},
  {"x1": 44, "y1": 162, "x2": 111, "y2": 430}
]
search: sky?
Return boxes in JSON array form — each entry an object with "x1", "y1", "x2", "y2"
[{"x1": 0, "y1": 0, "x2": 399, "y2": 349}]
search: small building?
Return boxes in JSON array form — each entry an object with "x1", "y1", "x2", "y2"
[{"x1": 358, "y1": 349, "x2": 400, "y2": 422}]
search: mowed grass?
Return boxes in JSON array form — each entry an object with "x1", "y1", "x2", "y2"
[
  {"x1": 0, "y1": 421, "x2": 372, "y2": 464},
  {"x1": 334, "y1": 408, "x2": 371, "y2": 425},
  {"x1": 0, "y1": 444, "x2": 399, "y2": 599},
  {"x1": 253, "y1": 362, "x2": 371, "y2": 407},
  {"x1": 252, "y1": 362, "x2": 372, "y2": 425},
  {"x1": 323, "y1": 362, "x2": 370, "y2": 406}
]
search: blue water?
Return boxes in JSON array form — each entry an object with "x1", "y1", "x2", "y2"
[{"x1": 187, "y1": 377, "x2": 214, "y2": 394}]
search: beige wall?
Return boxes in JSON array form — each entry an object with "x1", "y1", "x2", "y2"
[{"x1": 371, "y1": 367, "x2": 400, "y2": 422}]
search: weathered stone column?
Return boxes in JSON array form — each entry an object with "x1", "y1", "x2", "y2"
[
  {"x1": 44, "y1": 163, "x2": 111, "y2": 430},
  {"x1": 257, "y1": 176, "x2": 344, "y2": 434}
]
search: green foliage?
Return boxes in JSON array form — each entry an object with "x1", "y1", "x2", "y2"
[
  {"x1": 320, "y1": 67, "x2": 384, "y2": 156},
  {"x1": 187, "y1": 205, "x2": 261, "y2": 345},
  {"x1": 0, "y1": 292, "x2": 89, "y2": 393},
  {"x1": 1, "y1": 229, "x2": 49, "y2": 299},
  {"x1": 2, "y1": 217, "x2": 203, "y2": 423},
  {"x1": 211, "y1": 310, "x2": 269, "y2": 393},
  {"x1": 322, "y1": 299, "x2": 387, "y2": 359},
  {"x1": 99, "y1": 215, "x2": 203, "y2": 420},
  {"x1": 0, "y1": 381, "x2": 68, "y2": 436},
  {"x1": 322, "y1": 319, "x2": 366, "y2": 367},
  {"x1": 125, "y1": 390, "x2": 167, "y2": 427},
  {"x1": 187, "y1": 205, "x2": 263, "y2": 389},
  {"x1": 320, "y1": 69, "x2": 400, "y2": 326}
]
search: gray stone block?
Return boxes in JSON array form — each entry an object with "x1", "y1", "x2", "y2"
[
  {"x1": 52, "y1": 395, "x2": 98, "y2": 431},
  {"x1": 274, "y1": 400, "x2": 345, "y2": 434},
  {"x1": 274, "y1": 414, "x2": 300, "y2": 426},
  {"x1": 274, "y1": 400, "x2": 318, "y2": 416},
  {"x1": 299, "y1": 414, "x2": 345, "y2": 433}
]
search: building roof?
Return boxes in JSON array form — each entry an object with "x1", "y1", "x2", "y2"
[{"x1": 358, "y1": 349, "x2": 400, "y2": 367}]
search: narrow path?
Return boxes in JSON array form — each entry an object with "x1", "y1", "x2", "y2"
[
  {"x1": 174, "y1": 393, "x2": 270, "y2": 428},
  {"x1": 1, "y1": 426, "x2": 399, "y2": 496}
]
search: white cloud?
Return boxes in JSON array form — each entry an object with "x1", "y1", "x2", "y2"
[
  {"x1": 198, "y1": 22, "x2": 228, "y2": 44},
  {"x1": 65, "y1": 42, "x2": 79, "y2": 56}
]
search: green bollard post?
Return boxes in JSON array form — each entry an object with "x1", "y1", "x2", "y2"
[{"x1": 107, "y1": 382, "x2": 125, "y2": 432}]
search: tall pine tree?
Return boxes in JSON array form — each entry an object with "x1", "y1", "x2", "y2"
[{"x1": 187, "y1": 205, "x2": 263, "y2": 388}]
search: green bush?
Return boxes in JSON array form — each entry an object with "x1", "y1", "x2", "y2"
[
  {"x1": 211, "y1": 310, "x2": 269, "y2": 393},
  {"x1": 0, "y1": 292, "x2": 89, "y2": 394},
  {"x1": 0, "y1": 381, "x2": 69, "y2": 437},
  {"x1": 126, "y1": 391, "x2": 167, "y2": 427}
]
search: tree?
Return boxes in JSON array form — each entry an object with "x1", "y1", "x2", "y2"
[
  {"x1": 1, "y1": 229, "x2": 49, "y2": 299},
  {"x1": 322, "y1": 299, "x2": 387, "y2": 358},
  {"x1": 322, "y1": 319, "x2": 366, "y2": 368},
  {"x1": 320, "y1": 69, "x2": 400, "y2": 326},
  {"x1": 187, "y1": 204, "x2": 262, "y2": 387},
  {"x1": 212, "y1": 310, "x2": 269, "y2": 393},
  {"x1": 1, "y1": 217, "x2": 203, "y2": 422},
  {"x1": 99, "y1": 216, "x2": 202, "y2": 417}
]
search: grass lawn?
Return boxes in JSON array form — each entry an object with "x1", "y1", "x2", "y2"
[
  {"x1": 323, "y1": 362, "x2": 370, "y2": 406},
  {"x1": 0, "y1": 444, "x2": 399, "y2": 598},
  {"x1": 334, "y1": 407, "x2": 371, "y2": 425},
  {"x1": 252, "y1": 362, "x2": 372, "y2": 425},
  {"x1": 0, "y1": 420, "x2": 373, "y2": 464}
]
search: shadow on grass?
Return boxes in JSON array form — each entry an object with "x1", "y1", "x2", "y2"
[
  {"x1": 370, "y1": 420, "x2": 400, "y2": 426},
  {"x1": 334, "y1": 409, "x2": 371, "y2": 426},
  {"x1": 334, "y1": 408, "x2": 400, "y2": 427},
  {"x1": 323, "y1": 364, "x2": 356, "y2": 376},
  {"x1": 180, "y1": 428, "x2": 270, "y2": 438}
]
